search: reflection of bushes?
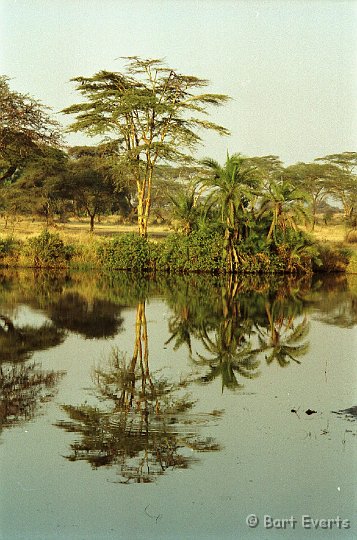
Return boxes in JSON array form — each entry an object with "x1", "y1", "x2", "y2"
[
  {"x1": 49, "y1": 292, "x2": 124, "y2": 338},
  {"x1": 0, "y1": 317, "x2": 66, "y2": 363},
  {"x1": 0, "y1": 362, "x2": 65, "y2": 430}
]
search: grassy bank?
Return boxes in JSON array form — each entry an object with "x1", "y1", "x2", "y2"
[
  {"x1": 0, "y1": 217, "x2": 355, "y2": 275},
  {"x1": 306, "y1": 224, "x2": 357, "y2": 274}
]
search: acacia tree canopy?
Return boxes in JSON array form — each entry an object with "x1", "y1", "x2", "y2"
[
  {"x1": 64, "y1": 150, "x2": 130, "y2": 231},
  {"x1": 63, "y1": 56, "x2": 231, "y2": 236},
  {"x1": 0, "y1": 76, "x2": 62, "y2": 182},
  {"x1": 282, "y1": 162, "x2": 336, "y2": 229},
  {"x1": 315, "y1": 152, "x2": 357, "y2": 225}
]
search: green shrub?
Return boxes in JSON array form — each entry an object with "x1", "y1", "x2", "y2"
[
  {"x1": 314, "y1": 243, "x2": 351, "y2": 273},
  {"x1": 97, "y1": 233, "x2": 151, "y2": 272},
  {"x1": 0, "y1": 236, "x2": 19, "y2": 259},
  {"x1": 28, "y1": 231, "x2": 74, "y2": 268},
  {"x1": 97, "y1": 231, "x2": 225, "y2": 273},
  {"x1": 156, "y1": 230, "x2": 224, "y2": 273}
]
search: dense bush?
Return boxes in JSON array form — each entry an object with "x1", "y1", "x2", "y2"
[
  {"x1": 313, "y1": 243, "x2": 351, "y2": 273},
  {"x1": 155, "y1": 230, "x2": 224, "y2": 273},
  {"x1": 2, "y1": 228, "x2": 353, "y2": 275},
  {"x1": 0, "y1": 236, "x2": 20, "y2": 260},
  {"x1": 269, "y1": 229, "x2": 320, "y2": 274},
  {"x1": 96, "y1": 229, "x2": 324, "y2": 275},
  {"x1": 97, "y1": 233, "x2": 152, "y2": 272},
  {"x1": 28, "y1": 230, "x2": 74, "y2": 268}
]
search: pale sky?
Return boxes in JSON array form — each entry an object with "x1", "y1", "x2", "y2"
[{"x1": 1, "y1": 0, "x2": 356, "y2": 165}]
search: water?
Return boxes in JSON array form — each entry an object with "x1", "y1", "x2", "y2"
[{"x1": 0, "y1": 270, "x2": 356, "y2": 539}]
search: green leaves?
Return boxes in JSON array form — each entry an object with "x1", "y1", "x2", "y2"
[
  {"x1": 63, "y1": 58, "x2": 231, "y2": 236},
  {"x1": 0, "y1": 76, "x2": 62, "y2": 181}
]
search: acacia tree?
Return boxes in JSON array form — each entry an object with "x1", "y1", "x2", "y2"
[
  {"x1": 315, "y1": 152, "x2": 357, "y2": 226},
  {"x1": 3, "y1": 146, "x2": 68, "y2": 225},
  {"x1": 63, "y1": 57, "x2": 230, "y2": 237},
  {"x1": 66, "y1": 145, "x2": 132, "y2": 229},
  {"x1": 0, "y1": 76, "x2": 62, "y2": 182},
  {"x1": 283, "y1": 162, "x2": 334, "y2": 230}
]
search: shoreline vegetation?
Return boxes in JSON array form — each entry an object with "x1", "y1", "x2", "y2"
[
  {"x1": 0, "y1": 217, "x2": 356, "y2": 275},
  {"x1": 1, "y1": 63, "x2": 356, "y2": 274}
]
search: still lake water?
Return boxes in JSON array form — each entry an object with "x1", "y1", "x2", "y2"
[{"x1": 0, "y1": 269, "x2": 356, "y2": 540}]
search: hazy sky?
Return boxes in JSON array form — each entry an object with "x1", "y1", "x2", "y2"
[{"x1": 1, "y1": 0, "x2": 356, "y2": 165}]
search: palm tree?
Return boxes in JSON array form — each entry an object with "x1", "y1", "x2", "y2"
[
  {"x1": 169, "y1": 185, "x2": 202, "y2": 235},
  {"x1": 258, "y1": 179, "x2": 310, "y2": 242},
  {"x1": 200, "y1": 153, "x2": 260, "y2": 272}
]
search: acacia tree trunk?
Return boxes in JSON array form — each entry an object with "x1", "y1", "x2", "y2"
[
  {"x1": 311, "y1": 198, "x2": 317, "y2": 231},
  {"x1": 136, "y1": 165, "x2": 154, "y2": 238},
  {"x1": 137, "y1": 183, "x2": 146, "y2": 237},
  {"x1": 89, "y1": 213, "x2": 95, "y2": 232}
]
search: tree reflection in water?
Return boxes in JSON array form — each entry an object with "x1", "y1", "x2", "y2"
[
  {"x1": 255, "y1": 301, "x2": 310, "y2": 367},
  {"x1": 56, "y1": 301, "x2": 222, "y2": 484},
  {"x1": 165, "y1": 275, "x2": 311, "y2": 391},
  {"x1": 194, "y1": 276, "x2": 261, "y2": 390},
  {"x1": 0, "y1": 314, "x2": 65, "y2": 363},
  {"x1": 0, "y1": 362, "x2": 65, "y2": 433},
  {"x1": 49, "y1": 292, "x2": 124, "y2": 339},
  {"x1": 0, "y1": 313, "x2": 66, "y2": 434}
]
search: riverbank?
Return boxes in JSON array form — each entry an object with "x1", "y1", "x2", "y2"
[{"x1": 0, "y1": 217, "x2": 356, "y2": 274}]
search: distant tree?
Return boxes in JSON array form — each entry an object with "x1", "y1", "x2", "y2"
[
  {"x1": 150, "y1": 164, "x2": 202, "y2": 223},
  {"x1": 168, "y1": 185, "x2": 204, "y2": 234},
  {"x1": 64, "y1": 157, "x2": 113, "y2": 231},
  {"x1": 3, "y1": 146, "x2": 68, "y2": 224},
  {"x1": 243, "y1": 155, "x2": 284, "y2": 185},
  {"x1": 63, "y1": 56, "x2": 230, "y2": 237},
  {"x1": 283, "y1": 162, "x2": 334, "y2": 230},
  {"x1": 0, "y1": 76, "x2": 62, "y2": 183},
  {"x1": 315, "y1": 152, "x2": 357, "y2": 226},
  {"x1": 66, "y1": 146, "x2": 132, "y2": 229}
]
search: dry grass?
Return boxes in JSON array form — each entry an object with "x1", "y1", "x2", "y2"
[
  {"x1": 301, "y1": 223, "x2": 347, "y2": 244},
  {"x1": 0, "y1": 216, "x2": 172, "y2": 242}
]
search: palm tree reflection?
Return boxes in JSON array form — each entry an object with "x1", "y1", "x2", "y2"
[
  {"x1": 56, "y1": 302, "x2": 222, "y2": 484},
  {"x1": 193, "y1": 276, "x2": 260, "y2": 390},
  {"x1": 165, "y1": 275, "x2": 310, "y2": 391},
  {"x1": 255, "y1": 303, "x2": 310, "y2": 367}
]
